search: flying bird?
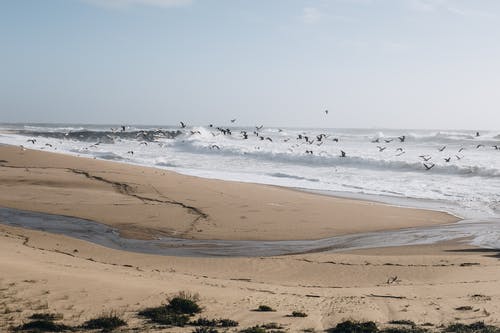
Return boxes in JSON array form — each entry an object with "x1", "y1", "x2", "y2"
[
  {"x1": 231, "y1": 119, "x2": 236, "y2": 123},
  {"x1": 424, "y1": 163, "x2": 435, "y2": 170},
  {"x1": 438, "y1": 146, "x2": 446, "y2": 152},
  {"x1": 340, "y1": 150, "x2": 346, "y2": 157},
  {"x1": 180, "y1": 121, "x2": 186, "y2": 128}
]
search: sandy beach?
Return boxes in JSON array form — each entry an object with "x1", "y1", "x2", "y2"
[{"x1": 1, "y1": 145, "x2": 499, "y2": 332}]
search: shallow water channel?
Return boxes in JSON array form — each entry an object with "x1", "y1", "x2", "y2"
[{"x1": 1, "y1": 207, "x2": 498, "y2": 257}]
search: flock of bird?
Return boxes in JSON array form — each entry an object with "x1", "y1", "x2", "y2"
[{"x1": 23, "y1": 111, "x2": 499, "y2": 172}]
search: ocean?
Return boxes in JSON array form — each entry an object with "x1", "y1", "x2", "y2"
[{"x1": 1, "y1": 123, "x2": 499, "y2": 250}]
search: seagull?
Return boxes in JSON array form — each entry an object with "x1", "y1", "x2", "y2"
[
  {"x1": 476, "y1": 144, "x2": 484, "y2": 149},
  {"x1": 180, "y1": 121, "x2": 186, "y2": 128},
  {"x1": 325, "y1": 109, "x2": 329, "y2": 115},
  {"x1": 377, "y1": 146, "x2": 387, "y2": 152},
  {"x1": 384, "y1": 139, "x2": 393, "y2": 143},
  {"x1": 419, "y1": 155, "x2": 432, "y2": 162},
  {"x1": 438, "y1": 146, "x2": 446, "y2": 152},
  {"x1": 424, "y1": 163, "x2": 435, "y2": 170},
  {"x1": 444, "y1": 157, "x2": 451, "y2": 162},
  {"x1": 265, "y1": 137, "x2": 273, "y2": 142},
  {"x1": 256, "y1": 125, "x2": 263, "y2": 130},
  {"x1": 371, "y1": 138, "x2": 380, "y2": 143},
  {"x1": 458, "y1": 147, "x2": 465, "y2": 153},
  {"x1": 210, "y1": 144, "x2": 220, "y2": 150},
  {"x1": 27, "y1": 139, "x2": 36, "y2": 144},
  {"x1": 121, "y1": 125, "x2": 126, "y2": 132},
  {"x1": 455, "y1": 155, "x2": 463, "y2": 160},
  {"x1": 231, "y1": 119, "x2": 236, "y2": 123},
  {"x1": 340, "y1": 150, "x2": 346, "y2": 157},
  {"x1": 127, "y1": 150, "x2": 134, "y2": 155},
  {"x1": 398, "y1": 135, "x2": 406, "y2": 142}
]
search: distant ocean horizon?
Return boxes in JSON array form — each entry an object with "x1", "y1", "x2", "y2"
[{"x1": 1, "y1": 122, "x2": 500, "y2": 248}]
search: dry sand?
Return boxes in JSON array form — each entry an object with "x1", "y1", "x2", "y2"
[{"x1": 1, "y1": 145, "x2": 499, "y2": 332}]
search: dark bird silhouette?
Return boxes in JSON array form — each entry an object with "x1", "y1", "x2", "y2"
[
  {"x1": 265, "y1": 137, "x2": 273, "y2": 142},
  {"x1": 332, "y1": 138, "x2": 339, "y2": 142},
  {"x1": 139, "y1": 142, "x2": 148, "y2": 146},
  {"x1": 396, "y1": 147, "x2": 404, "y2": 152},
  {"x1": 256, "y1": 125, "x2": 263, "y2": 130},
  {"x1": 424, "y1": 163, "x2": 435, "y2": 170},
  {"x1": 190, "y1": 130, "x2": 201, "y2": 135},
  {"x1": 241, "y1": 131, "x2": 248, "y2": 139},
  {"x1": 27, "y1": 139, "x2": 36, "y2": 144},
  {"x1": 371, "y1": 138, "x2": 380, "y2": 143},
  {"x1": 458, "y1": 147, "x2": 465, "y2": 153},
  {"x1": 395, "y1": 151, "x2": 405, "y2": 157},
  {"x1": 476, "y1": 131, "x2": 480, "y2": 137},
  {"x1": 210, "y1": 144, "x2": 220, "y2": 150},
  {"x1": 340, "y1": 150, "x2": 346, "y2": 157},
  {"x1": 127, "y1": 150, "x2": 134, "y2": 155},
  {"x1": 444, "y1": 157, "x2": 451, "y2": 162},
  {"x1": 493, "y1": 145, "x2": 500, "y2": 150},
  {"x1": 121, "y1": 125, "x2": 126, "y2": 132},
  {"x1": 377, "y1": 146, "x2": 386, "y2": 152},
  {"x1": 305, "y1": 150, "x2": 313, "y2": 154},
  {"x1": 398, "y1": 135, "x2": 406, "y2": 142},
  {"x1": 419, "y1": 155, "x2": 432, "y2": 162},
  {"x1": 180, "y1": 121, "x2": 186, "y2": 128},
  {"x1": 476, "y1": 144, "x2": 484, "y2": 149},
  {"x1": 438, "y1": 146, "x2": 446, "y2": 152},
  {"x1": 231, "y1": 119, "x2": 236, "y2": 123},
  {"x1": 384, "y1": 139, "x2": 393, "y2": 143},
  {"x1": 455, "y1": 155, "x2": 463, "y2": 160},
  {"x1": 45, "y1": 143, "x2": 52, "y2": 147},
  {"x1": 325, "y1": 109, "x2": 329, "y2": 115}
]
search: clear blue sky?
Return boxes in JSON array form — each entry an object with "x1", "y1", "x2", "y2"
[{"x1": 1, "y1": 0, "x2": 500, "y2": 129}]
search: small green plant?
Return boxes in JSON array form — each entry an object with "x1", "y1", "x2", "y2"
[
  {"x1": 192, "y1": 327, "x2": 219, "y2": 333},
  {"x1": 138, "y1": 305, "x2": 190, "y2": 326},
  {"x1": 168, "y1": 296, "x2": 202, "y2": 314},
  {"x1": 254, "y1": 305, "x2": 275, "y2": 312},
  {"x1": 240, "y1": 326, "x2": 267, "y2": 333},
  {"x1": 29, "y1": 313, "x2": 64, "y2": 321},
  {"x1": 443, "y1": 322, "x2": 500, "y2": 333},
  {"x1": 218, "y1": 318, "x2": 239, "y2": 327},
  {"x1": 389, "y1": 320, "x2": 416, "y2": 326},
  {"x1": 381, "y1": 327, "x2": 428, "y2": 333},
  {"x1": 291, "y1": 311, "x2": 308, "y2": 317},
  {"x1": 81, "y1": 312, "x2": 127, "y2": 331},
  {"x1": 190, "y1": 317, "x2": 218, "y2": 327},
  {"x1": 262, "y1": 322, "x2": 283, "y2": 329},
  {"x1": 327, "y1": 320, "x2": 378, "y2": 333},
  {"x1": 14, "y1": 320, "x2": 72, "y2": 332}
]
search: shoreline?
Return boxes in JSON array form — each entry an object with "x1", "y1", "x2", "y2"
[{"x1": 0, "y1": 144, "x2": 458, "y2": 242}]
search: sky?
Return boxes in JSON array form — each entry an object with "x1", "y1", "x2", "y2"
[{"x1": 1, "y1": 0, "x2": 500, "y2": 129}]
